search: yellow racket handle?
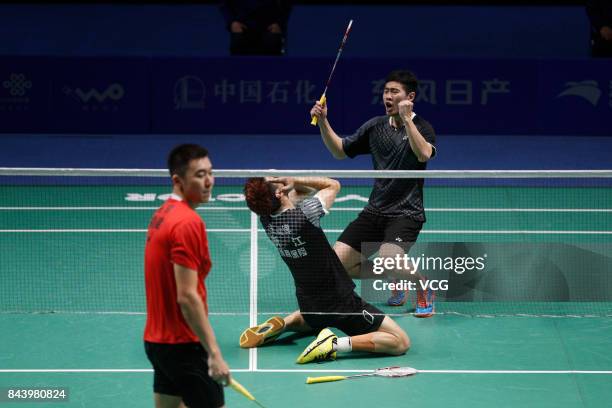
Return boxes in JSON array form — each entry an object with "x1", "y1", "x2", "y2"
[
  {"x1": 230, "y1": 378, "x2": 255, "y2": 400},
  {"x1": 310, "y1": 94, "x2": 327, "y2": 126},
  {"x1": 306, "y1": 375, "x2": 347, "y2": 384}
]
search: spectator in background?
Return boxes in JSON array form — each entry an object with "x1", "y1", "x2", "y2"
[
  {"x1": 221, "y1": 0, "x2": 292, "y2": 56},
  {"x1": 586, "y1": 0, "x2": 612, "y2": 58}
]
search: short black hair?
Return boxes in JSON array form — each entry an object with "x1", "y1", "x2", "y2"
[
  {"x1": 167, "y1": 144, "x2": 209, "y2": 177},
  {"x1": 385, "y1": 70, "x2": 418, "y2": 95}
]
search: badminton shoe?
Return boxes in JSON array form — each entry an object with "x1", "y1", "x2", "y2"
[
  {"x1": 296, "y1": 328, "x2": 337, "y2": 364},
  {"x1": 387, "y1": 280, "x2": 410, "y2": 306},
  {"x1": 415, "y1": 287, "x2": 435, "y2": 318},
  {"x1": 239, "y1": 316, "x2": 285, "y2": 348}
]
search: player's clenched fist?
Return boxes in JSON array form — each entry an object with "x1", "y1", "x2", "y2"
[
  {"x1": 310, "y1": 101, "x2": 328, "y2": 122},
  {"x1": 398, "y1": 100, "x2": 414, "y2": 122}
]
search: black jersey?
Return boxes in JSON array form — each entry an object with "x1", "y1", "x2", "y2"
[
  {"x1": 260, "y1": 196, "x2": 355, "y2": 310},
  {"x1": 342, "y1": 115, "x2": 436, "y2": 221}
]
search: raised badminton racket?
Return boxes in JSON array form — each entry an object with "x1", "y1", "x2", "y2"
[{"x1": 310, "y1": 19, "x2": 354, "y2": 126}]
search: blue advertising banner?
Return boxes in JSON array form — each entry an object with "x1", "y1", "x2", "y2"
[
  {"x1": 151, "y1": 57, "x2": 611, "y2": 136},
  {"x1": 0, "y1": 57, "x2": 150, "y2": 133},
  {"x1": 341, "y1": 58, "x2": 540, "y2": 135},
  {"x1": 537, "y1": 60, "x2": 612, "y2": 136},
  {"x1": 151, "y1": 57, "x2": 338, "y2": 134},
  {"x1": 0, "y1": 57, "x2": 51, "y2": 133},
  {"x1": 0, "y1": 57, "x2": 610, "y2": 135},
  {"x1": 47, "y1": 58, "x2": 150, "y2": 133}
]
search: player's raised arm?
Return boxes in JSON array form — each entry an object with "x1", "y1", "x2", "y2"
[
  {"x1": 267, "y1": 176, "x2": 340, "y2": 209},
  {"x1": 398, "y1": 100, "x2": 434, "y2": 162},
  {"x1": 294, "y1": 177, "x2": 340, "y2": 210}
]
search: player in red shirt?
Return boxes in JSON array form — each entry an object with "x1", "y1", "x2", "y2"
[{"x1": 144, "y1": 144, "x2": 229, "y2": 408}]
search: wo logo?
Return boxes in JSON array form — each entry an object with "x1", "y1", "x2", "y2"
[
  {"x1": 557, "y1": 80, "x2": 601, "y2": 106},
  {"x1": 64, "y1": 83, "x2": 125, "y2": 103}
]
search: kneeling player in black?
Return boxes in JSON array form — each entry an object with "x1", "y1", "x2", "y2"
[{"x1": 240, "y1": 176, "x2": 410, "y2": 363}]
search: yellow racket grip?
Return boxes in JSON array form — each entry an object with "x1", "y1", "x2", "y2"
[
  {"x1": 306, "y1": 375, "x2": 347, "y2": 384},
  {"x1": 230, "y1": 378, "x2": 255, "y2": 400},
  {"x1": 310, "y1": 94, "x2": 327, "y2": 126}
]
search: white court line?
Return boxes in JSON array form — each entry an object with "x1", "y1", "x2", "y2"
[
  {"x1": 3, "y1": 311, "x2": 611, "y2": 318},
  {"x1": 2, "y1": 229, "x2": 612, "y2": 235},
  {"x1": 248, "y1": 211, "x2": 258, "y2": 372},
  {"x1": 319, "y1": 229, "x2": 612, "y2": 235},
  {"x1": 421, "y1": 230, "x2": 612, "y2": 235},
  {"x1": 425, "y1": 208, "x2": 612, "y2": 213},
  {"x1": 0, "y1": 207, "x2": 161, "y2": 211},
  {"x1": 1, "y1": 368, "x2": 611, "y2": 374},
  {"x1": 258, "y1": 369, "x2": 612, "y2": 374},
  {"x1": 1, "y1": 206, "x2": 612, "y2": 213},
  {"x1": 0, "y1": 369, "x2": 156, "y2": 373},
  {"x1": 417, "y1": 370, "x2": 612, "y2": 374},
  {"x1": 330, "y1": 208, "x2": 612, "y2": 213},
  {"x1": 0, "y1": 229, "x2": 249, "y2": 233},
  {"x1": 0, "y1": 229, "x2": 149, "y2": 233},
  {"x1": 0, "y1": 207, "x2": 248, "y2": 211}
]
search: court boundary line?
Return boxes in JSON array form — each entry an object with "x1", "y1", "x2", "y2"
[
  {"x1": 1, "y1": 368, "x2": 611, "y2": 374},
  {"x1": 2, "y1": 311, "x2": 612, "y2": 318},
  {"x1": 2, "y1": 229, "x2": 612, "y2": 235},
  {"x1": 2, "y1": 206, "x2": 611, "y2": 213},
  {"x1": 0, "y1": 229, "x2": 248, "y2": 233},
  {"x1": 249, "y1": 211, "x2": 258, "y2": 372}
]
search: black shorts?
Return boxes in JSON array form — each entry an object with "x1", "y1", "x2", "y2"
[
  {"x1": 338, "y1": 211, "x2": 423, "y2": 256},
  {"x1": 144, "y1": 342, "x2": 224, "y2": 408},
  {"x1": 301, "y1": 292, "x2": 385, "y2": 336}
]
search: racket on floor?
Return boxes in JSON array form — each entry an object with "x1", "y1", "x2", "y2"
[{"x1": 306, "y1": 366, "x2": 417, "y2": 384}]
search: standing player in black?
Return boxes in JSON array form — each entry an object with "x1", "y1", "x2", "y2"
[
  {"x1": 240, "y1": 176, "x2": 410, "y2": 363},
  {"x1": 310, "y1": 69, "x2": 436, "y2": 316}
]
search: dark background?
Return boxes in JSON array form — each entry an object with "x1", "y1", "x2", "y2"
[{"x1": 0, "y1": 1, "x2": 609, "y2": 169}]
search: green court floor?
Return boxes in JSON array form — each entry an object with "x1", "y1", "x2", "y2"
[
  {"x1": 2, "y1": 314, "x2": 612, "y2": 407},
  {"x1": 1, "y1": 184, "x2": 612, "y2": 407}
]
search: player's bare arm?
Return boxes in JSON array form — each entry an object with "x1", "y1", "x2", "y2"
[
  {"x1": 174, "y1": 264, "x2": 231, "y2": 386},
  {"x1": 268, "y1": 176, "x2": 340, "y2": 209},
  {"x1": 297, "y1": 177, "x2": 340, "y2": 210}
]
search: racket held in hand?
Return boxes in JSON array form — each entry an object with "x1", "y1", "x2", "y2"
[{"x1": 310, "y1": 19, "x2": 353, "y2": 126}]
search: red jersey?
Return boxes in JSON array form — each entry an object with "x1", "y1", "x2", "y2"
[{"x1": 144, "y1": 196, "x2": 211, "y2": 343}]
